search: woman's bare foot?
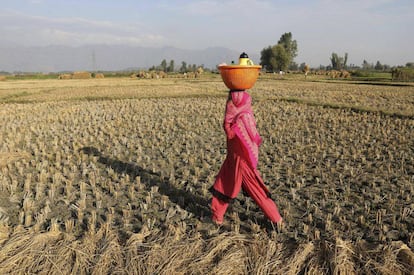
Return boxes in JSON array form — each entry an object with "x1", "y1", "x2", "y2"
[
  {"x1": 271, "y1": 218, "x2": 284, "y2": 232},
  {"x1": 276, "y1": 218, "x2": 284, "y2": 232},
  {"x1": 212, "y1": 218, "x2": 223, "y2": 226}
]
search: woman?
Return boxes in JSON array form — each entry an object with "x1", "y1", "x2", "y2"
[{"x1": 210, "y1": 90, "x2": 283, "y2": 226}]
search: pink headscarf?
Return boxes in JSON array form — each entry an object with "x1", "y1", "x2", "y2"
[{"x1": 224, "y1": 91, "x2": 262, "y2": 168}]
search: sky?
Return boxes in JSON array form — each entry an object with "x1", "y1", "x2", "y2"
[{"x1": 1, "y1": 0, "x2": 413, "y2": 67}]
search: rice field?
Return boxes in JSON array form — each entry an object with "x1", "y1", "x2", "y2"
[{"x1": 0, "y1": 75, "x2": 413, "y2": 274}]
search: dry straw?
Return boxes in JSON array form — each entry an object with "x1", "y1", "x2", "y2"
[
  {"x1": 0, "y1": 223, "x2": 10, "y2": 246},
  {"x1": 0, "y1": 221, "x2": 413, "y2": 274},
  {"x1": 92, "y1": 223, "x2": 124, "y2": 274},
  {"x1": 281, "y1": 242, "x2": 315, "y2": 274},
  {"x1": 333, "y1": 238, "x2": 356, "y2": 275}
]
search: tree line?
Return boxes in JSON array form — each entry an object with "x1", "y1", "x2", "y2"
[
  {"x1": 149, "y1": 59, "x2": 205, "y2": 73},
  {"x1": 148, "y1": 35, "x2": 411, "y2": 75},
  {"x1": 259, "y1": 32, "x2": 412, "y2": 72}
]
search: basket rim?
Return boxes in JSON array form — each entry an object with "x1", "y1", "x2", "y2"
[{"x1": 218, "y1": 65, "x2": 262, "y2": 70}]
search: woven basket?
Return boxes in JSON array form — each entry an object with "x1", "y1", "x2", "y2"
[{"x1": 218, "y1": 65, "x2": 261, "y2": 91}]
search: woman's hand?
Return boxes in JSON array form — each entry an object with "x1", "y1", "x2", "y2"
[{"x1": 224, "y1": 122, "x2": 235, "y2": 139}]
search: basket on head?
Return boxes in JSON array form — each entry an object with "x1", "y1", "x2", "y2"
[{"x1": 218, "y1": 65, "x2": 262, "y2": 91}]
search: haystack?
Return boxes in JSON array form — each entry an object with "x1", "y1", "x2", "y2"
[
  {"x1": 0, "y1": 75, "x2": 6, "y2": 81},
  {"x1": 137, "y1": 71, "x2": 145, "y2": 78},
  {"x1": 340, "y1": 70, "x2": 351, "y2": 78},
  {"x1": 72, "y1": 71, "x2": 92, "y2": 79},
  {"x1": 158, "y1": 71, "x2": 167, "y2": 78},
  {"x1": 94, "y1": 73, "x2": 104, "y2": 79},
  {"x1": 58, "y1": 74, "x2": 72, "y2": 80},
  {"x1": 328, "y1": 70, "x2": 340, "y2": 78}
]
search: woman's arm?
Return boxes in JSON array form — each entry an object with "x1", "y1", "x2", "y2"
[
  {"x1": 223, "y1": 120, "x2": 235, "y2": 139},
  {"x1": 240, "y1": 113, "x2": 262, "y2": 145},
  {"x1": 223, "y1": 99, "x2": 235, "y2": 139}
]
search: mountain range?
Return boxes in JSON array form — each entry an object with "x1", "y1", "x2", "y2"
[{"x1": 0, "y1": 44, "x2": 260, "y2": 73}]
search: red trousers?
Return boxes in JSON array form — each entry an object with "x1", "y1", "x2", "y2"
[{"x1": 210, "y1": 137, "x2": 282, "y2": 224}]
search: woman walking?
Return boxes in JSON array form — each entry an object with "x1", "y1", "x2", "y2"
[{"x1": 210, "y1": 90, "x2": 283, "y2": 226}]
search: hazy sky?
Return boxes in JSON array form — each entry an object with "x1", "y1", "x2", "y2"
[{"x1": 1, "y1": 0, "x2": 413, "y2": 67}]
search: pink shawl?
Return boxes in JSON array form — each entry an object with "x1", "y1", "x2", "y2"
[{"x1": 224, "y1": 91, "x2": 262, "y2": 169}]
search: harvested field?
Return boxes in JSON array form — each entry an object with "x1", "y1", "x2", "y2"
[{"x1": 0, "y1": 76, "x2": 413, "y2": 274}]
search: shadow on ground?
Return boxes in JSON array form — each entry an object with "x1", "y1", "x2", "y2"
[
  {"x1": 80, "y1": 146, "x2": 277, "y2": 234},
  {"x1": 80, "y1": 147, "x2": 211, "y2": 220}
]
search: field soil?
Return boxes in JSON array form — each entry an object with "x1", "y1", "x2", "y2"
[{"x1": 0, "y1": 75, "x2": 413, "y2": 274}]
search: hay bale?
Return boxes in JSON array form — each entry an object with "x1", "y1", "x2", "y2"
[
  {"x1": 158, "y1": 71, "x2": 166, "y2": 78},
  {"x1": 340, "y1": 70, "x2": 350, "y2": 78},
  {"x1": 72, "y1": 71, "x2": 91, "y2": 79},
  {"x1": 150, "y1": 71, "x2": 159, "y2": 79},
  {"x1": 328, "y1": 70, "x2": 340, "y2": 78},
  {"x1": 186, "y1": 72, "x2": 196, "y2": 78},
  {"x1": 58, "y1": 74, "x2": 72, "y2": 80},
  {"x1": 303, "y1": 64, "x2": 310, "y2": 75},
  {"x1": 94, "y1": 73, "x2": 104, "y2": 79},
  {"x1": 0, "y1": 75, "x2": 6, "y2": 81},
  {"x1": 137, "y1": 71, "x2": 146, "y2": 78}
]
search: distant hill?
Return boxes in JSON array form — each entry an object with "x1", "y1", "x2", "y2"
[{"x1": 0, "y1": 44, "x2": 260, "y2": 73}]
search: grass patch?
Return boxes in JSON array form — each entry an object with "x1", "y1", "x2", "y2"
[{"x1": 351, "y1": 71, "x2": 392, "y2": 82}]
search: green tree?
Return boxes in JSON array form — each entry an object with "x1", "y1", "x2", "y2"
[
  {"x1": 277, "y1": 32, "x2": 298, "y2": 62},
  {"x1": 406, "y1": 62, "x2": 414, "y2": 68},
  {"x1": 289, "y1": 62, "x2": 299, "y2": 71},
  {"x1": 270, "y1": 44, "x2": 290, "y2": 71},
  {"x1": 180, "y1": 61, "x2": 187, "y2": 73},
  {"x1": 260, "y1": 46, "x2": 273, "y2": 71},
  {"x1": 362, "y1": 60, "x2": 372, "y2": 70},
  {"x1": 374, "y1": 61, "x2": 384, "y2": 71},
  {"x1": 160, "y1": 59, "x2": 167, "y2": 72},
  {"x1": 330, "y1": 53, "x2": 348, "y2": 70},
  {"x1": 260, "y1": 32, "x2": 298, "y2": 72},
  {"x1": 168, "y1": 60, "x2": 175, "y2": 72}
]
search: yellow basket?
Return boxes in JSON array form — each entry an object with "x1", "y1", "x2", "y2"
[{"x1": 218, "y1": 65, "x2": 262, "y2": 91}]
